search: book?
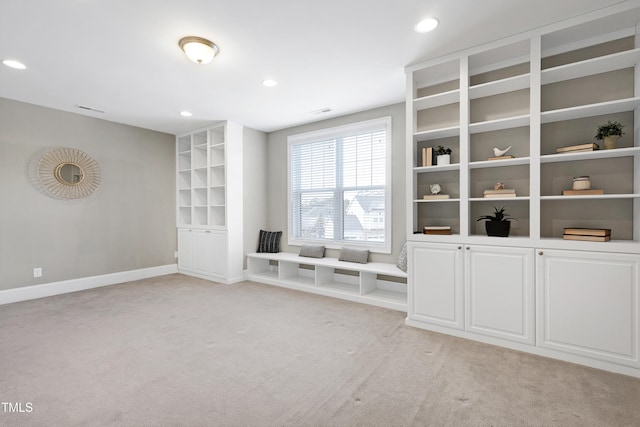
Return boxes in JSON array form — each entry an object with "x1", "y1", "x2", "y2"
[
  {"x1": 556, "y1": 143, "x2": 599, "y2": 153},
  {"x1": 423, "y1": 226, "x2": 451, "y2": 230},
  {"x1": 483, "y1": 189, "x2": 516, "y2": 195},
  {"x1": 562, "y1": 189, "x2": 605, "y2": 196},
  {"x1": 423, "y1": 194, "x2": 450, "y2": 200},
  {"x1": 425, "y1": 230, "x2": 452, "y2": 235},
  {"x1": 484, "y1": 193, "x2": 517, "y2": 198},
  {"x1": 488, "y1": 155, "x2": 515, "y2": 161},
  {"x1": 422, "y1": 147, "x2": 433, "y2": 167},
  {"x1": 563, "y1": 234, "x2": 611, "y2": 242},
  {"x1": 564, "y1": 228, "x2": 611, "y2": 237},
  {"x1": 423, "y1": 225, "x2": 452, "y2": 235}
]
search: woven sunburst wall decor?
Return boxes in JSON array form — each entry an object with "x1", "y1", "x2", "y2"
[{"x1": 36, "y1": 147, "x2": 101, "y2": 200}]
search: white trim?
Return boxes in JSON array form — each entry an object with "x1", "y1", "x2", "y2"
[
  {"x1": 0, "y1": 264, "x2": 178, "y2": 305},
  {"x1": 287, "y1": 116, "x2": 393, "y2": 254}
]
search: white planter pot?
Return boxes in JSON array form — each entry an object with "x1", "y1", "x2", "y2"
[{"x1": 437, "y1": 154, "x2": 450, "y2": 165}]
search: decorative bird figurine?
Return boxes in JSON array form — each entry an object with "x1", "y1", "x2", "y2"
[{"x1": 493, "y1": 146, "x2": 512, "y2": 157}]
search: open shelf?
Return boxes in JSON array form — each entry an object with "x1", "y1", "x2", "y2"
[{"x1": 247, "y1": 253, "x2": 407, "y2": 311}]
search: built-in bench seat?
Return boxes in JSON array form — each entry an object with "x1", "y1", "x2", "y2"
[{"x1": 246, "y1": 252, "x2": 407, "y2": 311}]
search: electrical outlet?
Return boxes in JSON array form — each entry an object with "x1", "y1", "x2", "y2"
[
  {"x1": 33, "y1": 267, "x2": 42, "y2": 278},
  {"x1": 174, "y1": 251, "x2": 178, "y2": 259}
]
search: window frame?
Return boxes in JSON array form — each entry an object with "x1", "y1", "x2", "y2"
[{"x1": 287, "y1": 116, "x2": 392, "y2": 254}]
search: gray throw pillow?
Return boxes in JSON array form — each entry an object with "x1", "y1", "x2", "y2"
[
  {"x1": 299, "y1": 245, "x2": 325, "y2": 258},
  {"x1": 397, "y1": 242, "x2": 407, "y2": 272},
  {"x1": 338, "y1": 247, "x2": 369, "y2": 264}
]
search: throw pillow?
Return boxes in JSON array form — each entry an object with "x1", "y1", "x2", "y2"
[
  {"x1": 338, "y1": 247, "x2": 369, "y2": 264},
  {"x1": 257, "y1": 230, "x2": 282, "y2": 253},
  {"x1": 299, "y1": 244, "x2": 325, "y2": 258},
  {"x1": 397, "y1": 241, "x2": 408, "y2": 272}
]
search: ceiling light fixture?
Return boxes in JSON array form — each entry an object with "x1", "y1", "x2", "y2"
[
  {"x1": 178, "y1": 36, "x2": 219, "y2": 64},
  {"x1": 262, "y1": 79, "x2": 278, "y2": 87},
  {"x1": 2, "y1": 59, "x2": 26, "y2": 70},
  {"x1": 180, "y1": 111, "x2": 193, "y2": 117},
  {"x1": 414, "y1": 17, "x2": 439, "y2": 33}
]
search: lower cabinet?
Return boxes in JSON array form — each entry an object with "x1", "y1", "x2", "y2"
[
  {"x1": 465, "y1": 245, "x2": 535, "y2": 344},
  {"x1": 407, "y1": 242, "x2": 640, "y2": 375},
  {"x1": 408, "y1": 242, "x2": 534, "y2": 344},
  {"x1": 537, "y1": 249, "x2": 640, "y2": 368},
  {"x1": 178, "y1": 228, "x2": 228, "y2": 281},
  {"x1": 408, "y1": 242, "x2": 464, "y2": 329}
]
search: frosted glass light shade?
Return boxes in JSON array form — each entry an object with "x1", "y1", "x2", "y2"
[{"x1": 179, "y1": 36, "x2": 219, "y2": 64}]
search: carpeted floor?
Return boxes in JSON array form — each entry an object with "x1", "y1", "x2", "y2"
[{"x1": 1, "y1": 274, "x2": 639, "y2": 426}]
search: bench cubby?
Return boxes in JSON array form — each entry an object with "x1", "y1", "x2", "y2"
[{"x1": 247, "y1": 252, "x2": 407, "y2": 311}]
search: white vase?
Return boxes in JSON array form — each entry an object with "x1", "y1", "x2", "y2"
[{"x1": 437, "y1": 154, "x2": 450, "y2": 165}]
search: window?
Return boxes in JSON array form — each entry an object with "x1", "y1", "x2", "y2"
[{"x1": 288, "y1": 117, "x2": 392, "y2": 253}]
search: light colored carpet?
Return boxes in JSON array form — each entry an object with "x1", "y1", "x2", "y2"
[{"x1": 1, "y1": 274, "x2": 639, "y2": 426}]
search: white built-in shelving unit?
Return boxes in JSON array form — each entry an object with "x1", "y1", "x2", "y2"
[
  {"x1": 176, "y1": 121, "x2": 244, "y2": 283},
  {"x1": 405, "y1": 2, "x2": 640, "y2": 378}
]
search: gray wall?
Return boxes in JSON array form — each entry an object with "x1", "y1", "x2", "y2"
[
  {"x1": 0, "y1": 98, "x2": 176, "y2": 290},
  {"x1": 243, "y1": 127, "x2": 268, "y2": 266},
  {"x1": 266, "y1": 103, "x2": 406, "y2": 264}
]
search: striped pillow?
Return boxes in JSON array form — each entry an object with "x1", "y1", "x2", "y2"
[{"x1": 257, "y1": 230, "x2": 282, "y2": 253}]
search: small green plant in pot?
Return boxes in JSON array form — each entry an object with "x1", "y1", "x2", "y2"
[
  {"x1": 477, "y1": 206, "x2": 517, "y2": 237},
  {"x1": 595, "y1": 120, "x2": 624, "y2": 150},
  {"x1": 434, "y1": 145, "x2": 452, "y2": 165}
]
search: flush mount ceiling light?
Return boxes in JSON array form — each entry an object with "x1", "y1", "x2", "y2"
[
  {"x1": 178, "y1": 36, "x2": 219, "y2": 64},
  {"x1": 2, "y1": 59, "x2": 26, "y2": 70},
  {"x1": 262, "y1": 79, "x2": 278, "y2": 87},
  {"x1": 414, "y1": 17, "x2": 439, "y2": 33},
  {"x1": 180, "y1": 111, "x2": 193, "y2": 117}
]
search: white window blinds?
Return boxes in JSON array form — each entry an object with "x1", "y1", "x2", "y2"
[{"x1": 288, "y1": 117, "x2": 391, "y2": 252}]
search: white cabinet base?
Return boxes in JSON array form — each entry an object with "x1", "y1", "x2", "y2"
[
  {"x1": 406, "y1": 244, "x2": 640, "y2": 378},
  {"x1": 537, "y1": 249, "x2": 640, "y2": 369},
  {"x1": 247, "y1": 252, "x2": 407, "y2": 311}
]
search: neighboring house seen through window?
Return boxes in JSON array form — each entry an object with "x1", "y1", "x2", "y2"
[{"x1": 288, "y1": 117, "x2": 392, "y2": 253}]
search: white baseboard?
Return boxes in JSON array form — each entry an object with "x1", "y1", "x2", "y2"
[{"x1": 0, "y1": 264, "x2": 178, "y2": 305}]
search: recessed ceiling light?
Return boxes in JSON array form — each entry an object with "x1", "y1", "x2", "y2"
[
  {"x1": 262, "y1": 79, "x2": 278, "y2": 87},
  {"x1": 2, "y1": 59, "x2": 26, "y2": 70},
  {"x1": 180, "y1": 111, "x2": 193, "y2": 117},
  {"x1": 414, "y1": 17, "x2": 439, "y2": 33}
]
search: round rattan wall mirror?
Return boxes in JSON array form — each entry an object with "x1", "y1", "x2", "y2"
[{"x1": 36, "y1": 147, "x2": 101, "y2": 200}]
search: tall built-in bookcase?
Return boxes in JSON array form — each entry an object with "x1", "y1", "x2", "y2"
[
  {"x1": 406, "y1": 5, "x2": 640, "y2": 252},
  {"x1": 177, "y1": 125, "x2": 230, "y2": 228},
  {"x1": 405, "y1": 3, "x2": 640, "y2": 378},
  {"x1": 176, "y1": 121, "x2": 244, "y2": 283}
]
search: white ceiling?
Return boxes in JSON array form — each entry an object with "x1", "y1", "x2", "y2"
[{"x1": 0, "y1": 0, "x2": 630, "y2": 135}]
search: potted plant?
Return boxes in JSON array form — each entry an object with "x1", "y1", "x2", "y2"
[
  {"x1": 595, "y1": 120, "x2": 624, "y2": 150},
  {"x1": 435, "y1": 145, "x2": 452, "y2": 165},
  {"x1": 477, "y1": 206, "x2": 516, "y2": 237}
]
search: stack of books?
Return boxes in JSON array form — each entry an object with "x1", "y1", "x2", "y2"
[
  {"x1": 488, "y1": 155, "x2": 515, "y2": 161},
  {"x1": 483, "y1": 188, "x2": 516, "y2": 198},
  {"x1": 563, "y1": 228, "x2": 611, "y2": 242},
  {"x1": 423, "y1": 194, "x2": 450, "y2": 200},
  {"x1": 423, "y1": 226, "x2": 452, "y2": 235},
  {"x1": 421, "y1": 147, "x2": 433, "y2": 167},
  {"x1": 562, "y1": 189, "x2": 604, "y2": 196},
  {"x1": 556, "y1": 143, "x2": 599, "y2": 154}
]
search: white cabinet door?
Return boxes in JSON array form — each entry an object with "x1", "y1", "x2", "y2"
[
  {"x1": 177, "y1": 229, "x2": 194, "y2": 271},
  {"x1": 408, "y1": 242, "x2": 464, "y2": 329},
  {"x1": 210, "y1": 230, "x2": 228, "y2": 278},
  {"x1": 537, "y1": 249, "x2": 640, "y2": 367},
  {"x1": 465, "y1": 245, "x2": 534, "y2": 344},
  {"x1": 192, "y1": 230, "x2": 212, "y2": 276}
]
